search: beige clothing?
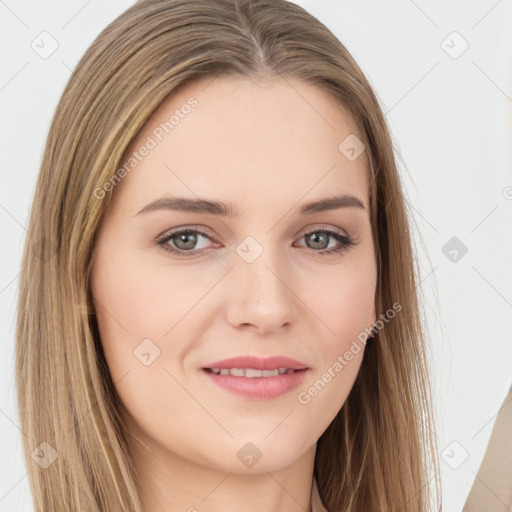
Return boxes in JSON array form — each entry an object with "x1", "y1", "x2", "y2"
[
  {"x1": 310, "y1": 477, "x2": 328, "y2": 512},
  {"x1": 463, "y1": 384, "x2": 512, "y2": 511}
]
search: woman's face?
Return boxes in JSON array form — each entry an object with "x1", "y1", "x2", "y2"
[{"x1": 91, "y1": 75, "x2": 377, "y2": 475}]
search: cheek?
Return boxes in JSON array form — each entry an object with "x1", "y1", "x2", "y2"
[
  {"x1": 294, "y1": 259, "x2": 375, "y2": 428},
  {"x1": 90, "y1": 244, "x2": 166, "y2": 387},
  {"x1": 90, "y1": 244, "x2": 221, "y2": 443},
  {"x1": 90, "y1": 247, "x2": 202, "y2": 372},
  {"x1": 90, "y1": 249, "x2": 201, "y2": 453},
  {"x1": 309, "y1": 255, "x2": 376, "y2": 344}
]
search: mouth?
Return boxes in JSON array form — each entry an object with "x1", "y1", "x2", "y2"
[
  {"x1": 202, "y1": 367, "x2": 307, "y2": 377},
  {"x1": 201, "y1": 366, "x2": 309, "y2": 401}
]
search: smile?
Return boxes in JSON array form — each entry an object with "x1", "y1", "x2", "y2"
[
  {"x1": 202, "y1": 367, "x2": 308, "y2": 400},
  {"x1": 204, "y1": 367, "x2": 301, "y2": 377}
]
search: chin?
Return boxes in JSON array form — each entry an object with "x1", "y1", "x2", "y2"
[{"x1": 203, "y1": 436, "x2": 313, "y2": 475}]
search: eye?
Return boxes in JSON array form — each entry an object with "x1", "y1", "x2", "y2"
[
  {"x1": 295, "y1": 228, "x2": 357, "y2": 255},
  {"x1": 156, "y1": 227, "x2": 218, "y2": 256},
  {"x1": 156, "y1": 226, "x2": 357, "y2": 257}
]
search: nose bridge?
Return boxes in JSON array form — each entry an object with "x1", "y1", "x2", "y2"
[{"x1": 227, "y1": 233, "x2": 296, "y2": 330}]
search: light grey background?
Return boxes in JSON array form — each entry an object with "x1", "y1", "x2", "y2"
[{"x1": 1, "y1": 1, "x2": 511, "y2": 511}]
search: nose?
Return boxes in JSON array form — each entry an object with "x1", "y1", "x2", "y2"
[{"x1": 225, "y1": 245, "x2": 297, "y2": 334}]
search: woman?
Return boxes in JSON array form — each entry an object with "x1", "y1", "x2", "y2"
[{"x1": 16, "y1": 0, "x2": 442, "y2": 510}]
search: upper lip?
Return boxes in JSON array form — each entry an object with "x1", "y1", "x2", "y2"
[{"x1": 203, "y1": 356, "x2": 308, "y2": 371}]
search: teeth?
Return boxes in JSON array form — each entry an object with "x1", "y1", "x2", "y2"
[
  {"x1": 246, "y1": 368, "x2": 264, "y2": 377},
  {"x1": 209, "y1": 368, "x2": 296, "y2": 377}
]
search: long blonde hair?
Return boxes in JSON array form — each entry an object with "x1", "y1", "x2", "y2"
[{"x1": 16, "y1": 0, "x2": 441, "y2": 510}]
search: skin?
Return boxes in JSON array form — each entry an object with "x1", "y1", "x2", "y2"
[{"x1": 90, "y1": 74, "x2": 377, "y2": 512}]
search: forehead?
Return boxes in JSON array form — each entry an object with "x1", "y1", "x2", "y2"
[{"x1": 111, "y1": 75, "x2": 369, "y2": 216}]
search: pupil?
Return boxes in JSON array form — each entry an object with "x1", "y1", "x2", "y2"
[
  {"x1": 308, "y1": 232, "x2": 327, "y2": 249},
  {"x1": 177, "y1": 232, "x2": 196, "y2": 250}
]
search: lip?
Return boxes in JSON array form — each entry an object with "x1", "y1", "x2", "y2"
[
  {"x1": 201, "y1": 356, "x2": 309, "y2": 400},
  {"x1": 203, "y1": 356, "x2": 308, "y2": 371}
]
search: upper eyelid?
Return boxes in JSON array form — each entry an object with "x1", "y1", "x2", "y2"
[
  {"x1": 157, "y1": 224, "x2": 349, "y2": 241},
  {"x1": 157, "y1": 226, "x2": 216, "y2": 242},
  {"x1": 157, "y1": 225, "x2": 352, "y2": 249}
]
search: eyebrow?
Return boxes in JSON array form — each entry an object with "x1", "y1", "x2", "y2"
[{"x1": 136, "y1": 194, "x2": 366, "y2": 217}]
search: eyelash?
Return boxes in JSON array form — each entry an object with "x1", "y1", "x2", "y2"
[{"x1": 156, "y1": 226, "x2": 357, "y2": 258}]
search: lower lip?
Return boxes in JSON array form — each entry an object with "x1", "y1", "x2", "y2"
[{"x1": 202, "y1": 369, "x2": 309, "y2": 400}]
